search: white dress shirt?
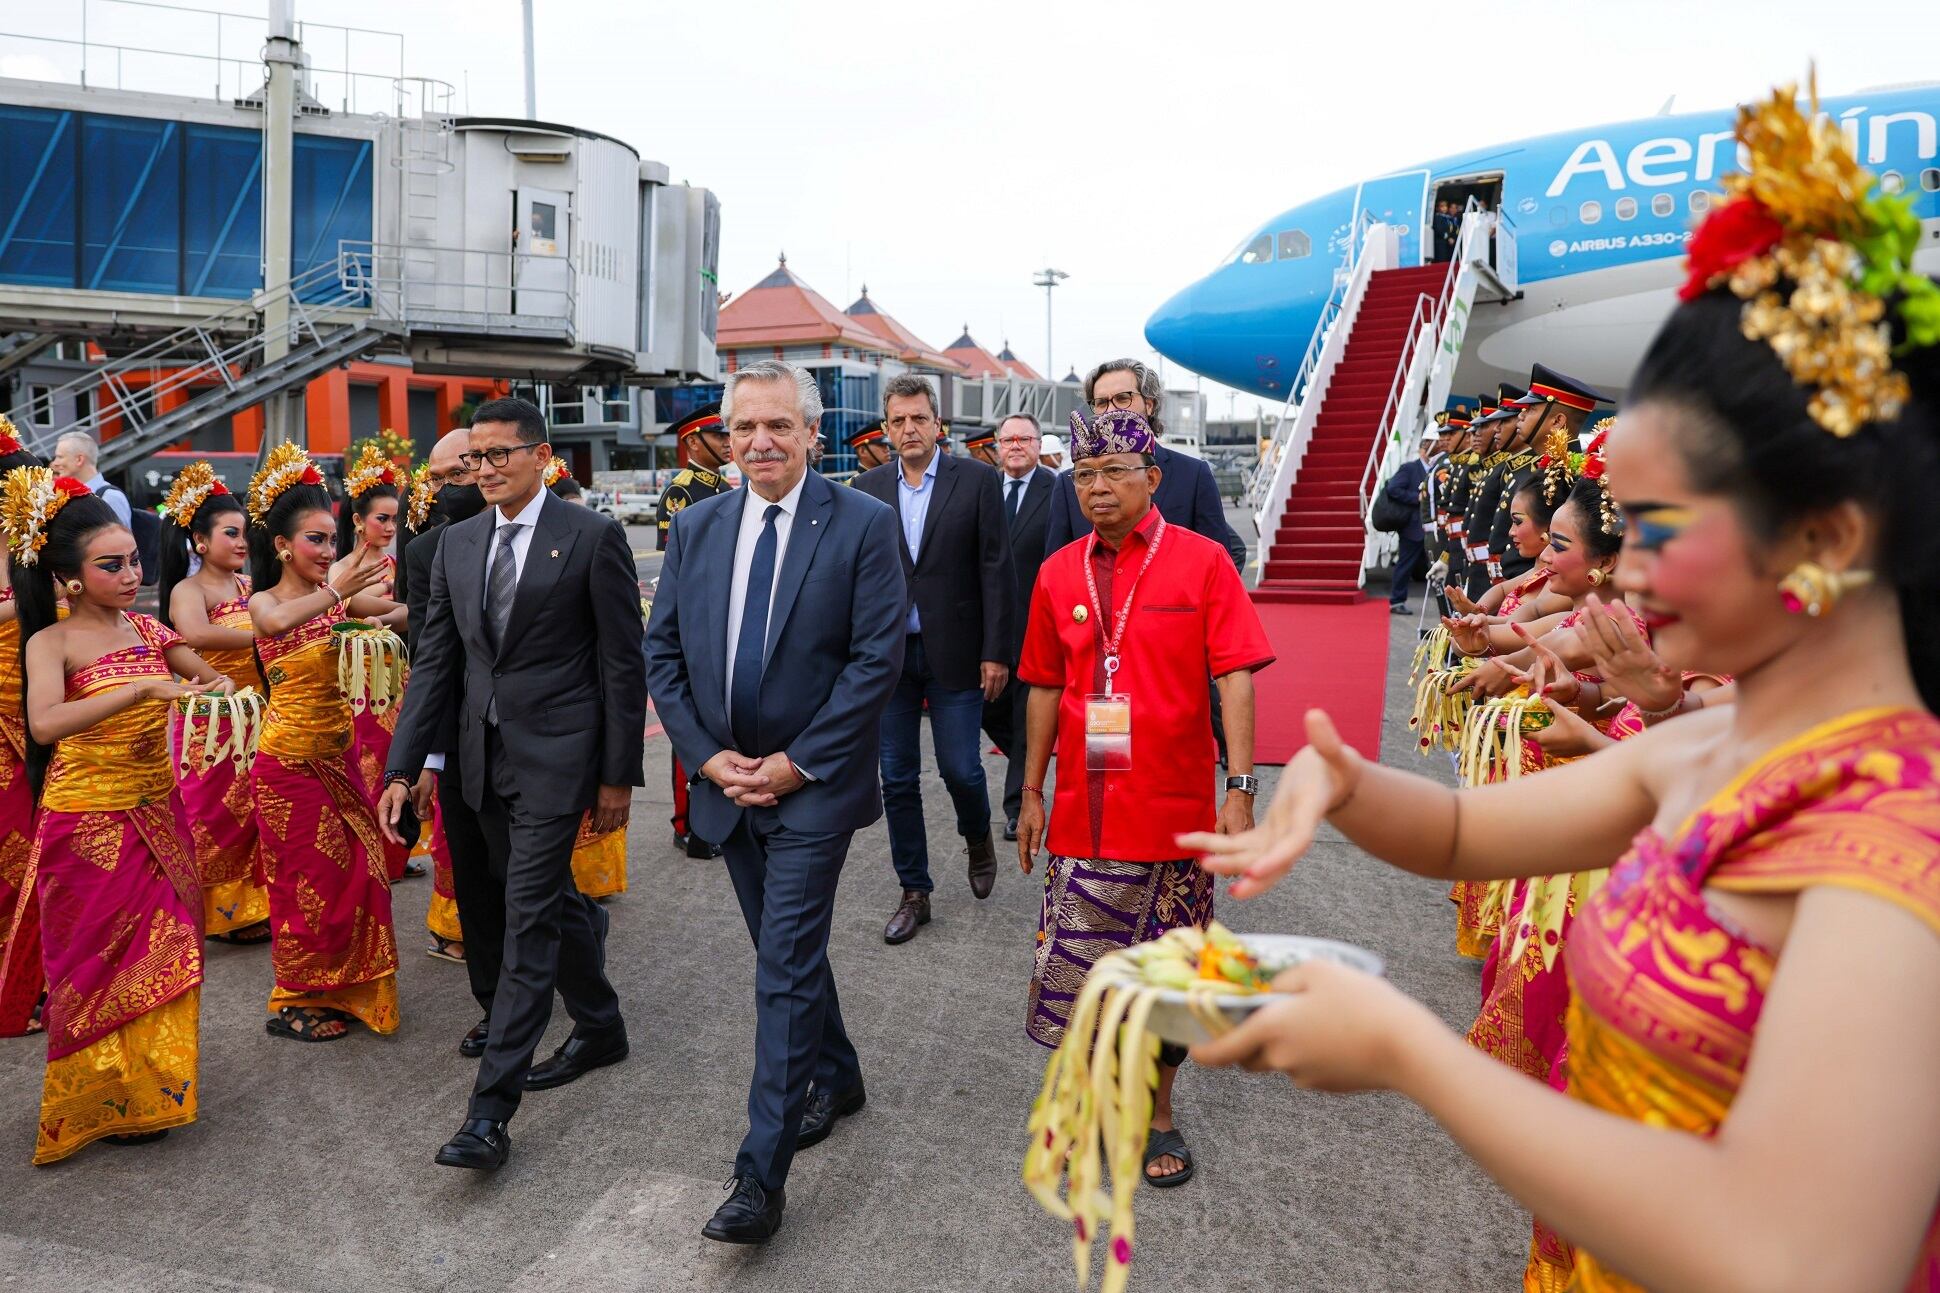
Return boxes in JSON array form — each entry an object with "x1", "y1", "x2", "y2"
[{"x1": 723, "y1": 471, "x2": 806, "y2": 715}]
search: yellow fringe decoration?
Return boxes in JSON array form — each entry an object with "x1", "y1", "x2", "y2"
[
  {"x1": 1456, "y1": 689, "x2": 1553, "y2": 787},
  {"x1": 334, "y1": 625, "x2": 407, "y2": 715},
  {"x1": 1024, "y1": 925, "x2": 1256, "y2": 1293},
  {"x1": 174, "y1": 686, "x2": 265, "y2": 778},
  {"x1": 1410, "y1": 657, "x2": 1477, "y2": 755}
]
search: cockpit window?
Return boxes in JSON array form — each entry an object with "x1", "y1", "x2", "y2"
[
  {"x1": 1276, "y1": 230, "x2": 1311, "y2": 260},
  {"x1": 1237, "y1": 233, "x2": 1272, "y2": 265}
]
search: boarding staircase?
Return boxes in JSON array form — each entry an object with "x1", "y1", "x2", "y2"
[{"x1": 1247, "y1": 205, "x2": 1515, "y2": 605}]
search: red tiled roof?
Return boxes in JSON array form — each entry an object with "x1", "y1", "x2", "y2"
[
  {"x1": 844, "y1": 287, "x2": 965, "y2": 372},
  {"x1": 995, "y1": 342, "x2": 1043, "y2": 381},
  {"x1": 943, "y1": 327, "x2": 1009, "y2": 380},
  {"x1": 717, "y1": 257, "x2": 890, "y2": 352}
]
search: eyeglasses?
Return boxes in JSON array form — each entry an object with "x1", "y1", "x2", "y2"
[
  {"x1": 1071, "y1": 464, "x2": 1149, "y2": 488},
  {"x1": 996, "y1": 435, "x2": 1038, "y2": 447},
  {"x1": 457, "y1": 443, "x2": 544, "y2": 470},
  {"x1": 1088, "y1": 390, "x2": 1141, "y2": 413}
]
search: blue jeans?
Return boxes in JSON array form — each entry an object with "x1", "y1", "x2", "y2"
[{"x1": 880, "y1": 635, "x2": 992, "y2": 894}]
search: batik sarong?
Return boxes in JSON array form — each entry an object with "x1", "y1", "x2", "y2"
[{"x1": 0, "y1": 607, "x2": 43, "y2": 1036}]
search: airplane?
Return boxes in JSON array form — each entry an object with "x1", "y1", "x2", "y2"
[{"x1": 1145, "y1": 83, "x2": 1940, "y2": 403}]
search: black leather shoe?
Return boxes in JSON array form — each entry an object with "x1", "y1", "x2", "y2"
[
  {"x1": 1003, "y1": 816, "x2": 1018, "y2": 842},
  {"x1": 434, "y1": 1118, "x2": 510, "y2": 1171},
  {"x1": 967, "y1": 832, "x2": 997, "y2": 899},
  {"x1": 702, "y1": 1176, "x2": 784, "y2": 1244},
  {"x1": 458, "y1": 1019, "x2": 489, "y2": 1059},
  {"x1": 795, "y1": 1082, "x2": 866, "y2": 1151},
  {"x1": 883, "y1": 890, "x2": 931, "y2": 944},
  {"x1": 524, "y1": 1026, "x2": 629, "y2": 1091},
  {"x1": 685, "y1": 833, "x2": 721, "y2": 860}
]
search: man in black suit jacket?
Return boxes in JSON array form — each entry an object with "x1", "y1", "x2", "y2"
[
  {"x1": 984, "y1": 413, "x2": 1055, "y2": 840},
  {"x1": 396, "y1": 427, "x2": 499, "y2": 1051},
  {"x1": 852, "y1": 374, "x2": 1012, "y2": 944},
  {"x1": 381, "y1": 397, "x2": 646, "y2": 1174},
  {"x1": 646, "y1": 359, "x2": 906, "y2": 1243}
]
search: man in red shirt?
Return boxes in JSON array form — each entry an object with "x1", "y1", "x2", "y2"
[{"x1": 1015, "y1": 407, "x2": 1273, "y2": 1188}]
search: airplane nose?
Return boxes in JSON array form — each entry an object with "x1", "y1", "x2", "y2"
[{"x1": 1143, "y1": 281, "x2": 1203, "y2": 373}]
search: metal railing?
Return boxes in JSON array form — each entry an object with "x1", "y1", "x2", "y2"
[
  {"x1": 1243, "y1": 209, "x2": 1379, "y2": 509},
  {"x1": 338, "y1": 241, "x2": 578, "y2": 341},
  {"x1": 3, "y1": 254, "x2": 369, "y2": 456},
  {"x1": 1354, "y1": 292, "x2": 1437, "y2": 537}
]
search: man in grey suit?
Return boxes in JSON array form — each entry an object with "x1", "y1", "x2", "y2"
[
  {"x1": 380, "y1": 396, "x2": 646, "y2": 1173},
  {"x1": 646, "y1": 359, "x2": 905, "y2": 1244}
]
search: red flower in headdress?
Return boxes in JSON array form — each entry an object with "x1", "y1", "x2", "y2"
[
  {"x1": 52, "y1": 476, "x2": 91, "y2": 499},
  {"x1": 300, "y1": 464, "x2": 323, "y2": 485},
  {"x1": 379, "y1": 466, "x2": 397, "y2": 486},
  {"x1": 209, "y1": 480, "x2": 231, "y2": 497},
  {"x1": 0, "y1": 432, "x2": 19, "y2": 456},
  {"x1": 1581, "y1": 456, "x2": 1607, "y2": 482},
  {"x1": 1679, "y1": 196, "x2": 1785, "y2": 301}
]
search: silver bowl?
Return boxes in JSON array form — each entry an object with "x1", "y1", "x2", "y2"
[{"x1": 1144, "y1": 933, "x2": 1385, "y2": 1046}]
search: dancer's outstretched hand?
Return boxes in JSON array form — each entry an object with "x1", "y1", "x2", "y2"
[{"x1": 1181, "y1": 709, "x2": 1360, "y2": 899}]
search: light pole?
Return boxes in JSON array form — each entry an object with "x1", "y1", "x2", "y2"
[
  {"x1": 522, "y1": 0, "x2": 538, "y2": 118},
  {"x1": 1032, "y1": 267, "x2": 1068, "y2": 380}
]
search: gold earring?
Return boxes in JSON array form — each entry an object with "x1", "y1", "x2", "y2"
[
  {"x1": 1778, "y1": 562, "x2": 1874, "y2": 617},
  {"x1": 277, "y1": 550, "x2": 293, "y2": 564},
  {"x1": 63, "y1": 579, "x2": 82, "y2": 596},
  {"x1": 195, "y1": 543, "x2": 207, "y2": 555},
  {"x1": 1587, "y1": 567, "x2": 1607, "y2": 587}
]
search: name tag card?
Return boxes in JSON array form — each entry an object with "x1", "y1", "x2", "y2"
[{"x1": 1084, "y1": 693, "x2": 1132, "y2": 770}]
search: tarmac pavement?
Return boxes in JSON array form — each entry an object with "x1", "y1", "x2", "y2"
[{"x1": 0, "y1": 575, "x2": 1528, "y2": 1292}]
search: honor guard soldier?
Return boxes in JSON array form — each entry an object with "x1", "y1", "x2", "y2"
[
  {"x1": 848, "y1": 420, "x2": 892, "y2": 473},
  {"x1": 656, "y1": 402, "x2": 733, "y2": 552},
  {"x1": 1460, "y1": 383, "x2": 1529, "y2": 598},
  {"x1": 1484, "y1": 365, "x2": 1609, "y2": 585},
  {"x1": 656, "y1": 400, "x2": 735, "y2": 858},
  {"x1": 965, "y1": 428, "x2": 999, "y2": 467},
  {"x1": 1438, "y1": 406, "x2": 1477, "y2": 590}
]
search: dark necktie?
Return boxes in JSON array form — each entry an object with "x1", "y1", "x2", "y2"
[
  {"x1": 1007, "y1": 476, "x2": 1024, "y2": 524},
  {"x1": 486, "y1": 522, "x2": 523, "y2": 649},
  {"x1": 730, "y1": 504, "x2": 783, "y2": 754}
]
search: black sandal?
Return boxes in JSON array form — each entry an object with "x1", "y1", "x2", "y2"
[
  {"x1": 106, "y1": 1129, "x2": 169, "y2": 1147},
  {"x1": 426, "y1": 936, "x2": 466, "y2": 964},
  {"x1": 208, "y1": 920, "x2": 271, "y2": 946},
  {"x1": 265, "y1": 1006, "x2": 351, "y2": 1043},
  {"x1": 1143, "y1": 1127, "x2": 1195, "y2": 1188},
  {"x1": 399, "y1": 859, "x2": 428, "y2": 880}
]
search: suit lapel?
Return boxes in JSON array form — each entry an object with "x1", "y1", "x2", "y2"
[
  {"x1": 445, "y1": 514, "x2": 488, "y2": 648},
  {"x1": 496, "y1": 493, "x2": 576, "y2": 662},
  {"x1": 699, "y1": 488, "x2": 747, "y2": 700},
  {"x1": 764, "y1": 472, "x2": 831, "y2": 661},
  {"x1": 916, "y1": 453, "x2": 957, "y2": 567},
  {"x1": 1015, "y1": 467, "x2": 1051, "y2": 531}
]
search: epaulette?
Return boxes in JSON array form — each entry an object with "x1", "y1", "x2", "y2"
[{"x1": 671, "y1": 469, "x2": 696, "y2": 487}]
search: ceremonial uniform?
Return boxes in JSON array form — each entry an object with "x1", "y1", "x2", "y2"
[
  {"x1": 657, "y1": 464, "x2": 730, "y2": 551},
  {"x1": 1486, "y1": 366, "x2": 1609, "y2": 585}
]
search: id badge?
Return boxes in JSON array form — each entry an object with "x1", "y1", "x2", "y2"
[{"x1": 1084, "y1": 693, "x2": 1132, "y2": 770}]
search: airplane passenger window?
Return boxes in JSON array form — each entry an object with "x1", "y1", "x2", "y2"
[
  {"x1": 1550, "y1": 206, "x2": 1568, "y2": 227},
  {"x1": 1924, "y1": 168, "x2": 1940, "y2": 192},
  {"x1": 1580, "y1": 200, "x2": 1602, "y2": 225},
  {"x1": 1651, "y1": 193, "x2": 1675, "y2": 217},
  {"x1": 1614, "y1": 197, "x2": 1637, "y2": 221},
  {"x1": 1239, "y1": 233, "x2": 1272, "y2": 265},
  {"x1": 1276, "y1": 230, "x2": 1311, "y2": 260},
  {"x1": 1689, "y1": 190, "x2": 1713, "y2": 215},
  {"x1": 1880, "y1": 171, "x2": 1905, "y2": 195}
]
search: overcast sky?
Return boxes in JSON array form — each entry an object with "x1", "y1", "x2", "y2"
[{"x1": 8, "y1": 0, "x2": 1939, "y2": 419}]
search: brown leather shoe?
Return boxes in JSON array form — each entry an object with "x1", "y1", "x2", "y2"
[
  {"x1": 966, "y1": 833, "x2": 997, "y2": 900},
  {"x1": 884, "y1": 890, "x2": 931, "y2": 944}
]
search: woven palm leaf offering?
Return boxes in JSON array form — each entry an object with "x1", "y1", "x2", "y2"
[
  {"x1": 173, "y1": 686, "x2": 265, "y2": 777},
  {"x1": 1410, "y1": 653, "x2": 1477, "y2": 754},
  {"x1": 1410, "y1": 621, "x2": 1452, "y2": 685},
  {"x1": 1456, "y1": 685, "x2": 1554, "y2": 786},
  {"x1": 332, "y1": 621, "x2": 408, "y2": 714},
  {"x1": 1024, "y1": 923, "x2": 1382, "y2": 1292}
]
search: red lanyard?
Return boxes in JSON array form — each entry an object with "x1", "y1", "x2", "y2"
[{"x1": 1082, "y1": 516, "x2": 1166, "y2": 693}]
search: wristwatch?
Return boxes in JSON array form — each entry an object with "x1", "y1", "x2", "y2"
[{"x1": 1224, "y1": 775, "x2": 1259, "y2": 796}]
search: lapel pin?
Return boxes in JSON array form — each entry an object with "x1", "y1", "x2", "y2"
[
  {"x1": 1072, "y1": 605, "x2": 1088, "y2": 623},
  {"x1": 550, "y1": 549, "x2": 559, "y2": 558}
]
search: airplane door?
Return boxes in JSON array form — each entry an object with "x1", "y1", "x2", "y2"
[
  {"x1": 1351, "y1": 169, "x2": 1430, "y2": 265},
  {"x1": 515, "y1": 187, "x2": 572, "y2": 321}
]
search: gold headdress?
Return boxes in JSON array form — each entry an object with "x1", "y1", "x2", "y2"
[
  {"x1": 2, "y1": 467, "x2": 90, "y2": 566},
  {"x1": 405, "y1": 462, "x2": 436, "y2": 531},
  {"x1": 344, "y1": 441, "x2": 402, "y2": 501},
  {"x1": 1537, "y1": 424, "x2": 1575, "y2": 506},
  {"x1": 246, "y1": 442, "x2": 323, "y2": 525},
  {"x1": 542, "y1": 456, "x2": 570, "y2": 489},
  {"x1": 1681, "y1": 71, "x2": 1940, "y2": 437},
  {"x1": 161, "y1": 461, "x2": 230, "y2": 530},
  {"x1": 0, "y1": 413, "x2": 23, "y2": 457}
]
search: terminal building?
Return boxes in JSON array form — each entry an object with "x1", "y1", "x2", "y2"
[{"x1": 0, "y1": 4, "x2": 720, "y2": 500}]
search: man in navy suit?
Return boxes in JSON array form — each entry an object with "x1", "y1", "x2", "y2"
[
  {"x1": 645, "y1": 359, "x2": 906, "y2": 1245},
  {"x1": 1042, "y1": 359, "x2": 1247, "y2": 571}
]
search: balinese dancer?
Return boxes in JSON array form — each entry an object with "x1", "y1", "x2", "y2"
[
  {"x1": 1189, "y1": 79, "x2": 1940, "y2": 1293},
  {"x1": 158, "y1": 462, "x2": 270, "y2": 944},
  {"x1": 7, "y1": 471, "x2": 228, "y2": 1162},
  {"x1": 0, "y1": 424, "x2": 50, "y2": 1037},
  {"x1": 339, "y1": 442, "x2": 417, "y2": 881},
  {"x1": 248, "y1": 444, "x2": 400, "y2": 1043}
]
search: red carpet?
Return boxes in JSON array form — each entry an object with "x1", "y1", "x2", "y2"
[{"x1": 1252, "y1": 598, "x2": 1391, "y2": 764}]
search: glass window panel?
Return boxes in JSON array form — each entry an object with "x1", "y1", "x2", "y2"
[
  {"x1": 1614, "y1": 197, "x2": 1637, "y2": 221},
  {"x1": 0, "y1": 106, "x2": 78, "y2": 287},
  {"x1": 82, "y1": 115, "x2": 181, "y2": 294},
  {"x1": 1277, "y1": 229, "x2": 1311, "y2": 259},
  {"x1": 549, "y1": 383, "x2": 586, "y2": 425},
  {"x1": 1579, "y1": 200, "x2": 1601, "y2": 225},
  {"x1": 1689, "y1": 190, "x2": 1712, "y2": 215},
  {"x1": 183, "y1": 123, "x2": 262, "y2": 298},
  {"x1": 1922, "y1": 168, "x2": 1940, "y2": 193},
  {"x1": 1651, "y1": 193, "x2": 1675, "y2": 217},
  {"x1": 1238, "y1": 233, "x2": 1272, "y2": 264},
  {"x1": 292, "y1": 134, "x2": 373, "y2": 298}
]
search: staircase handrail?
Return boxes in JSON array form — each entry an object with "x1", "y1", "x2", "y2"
[
  {"x1": 4, "y1": 256, "x2": 367, "y2": 456},
  {"x1": 1355, "y1": 291, "x2": 1437, "y2": 534},
  {"x1": 337, "y1": 240, "x2": 579, "y2": 336},
  {"x1": 1244, "y1": 208, "x2": 1380, "y2": 509}
]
